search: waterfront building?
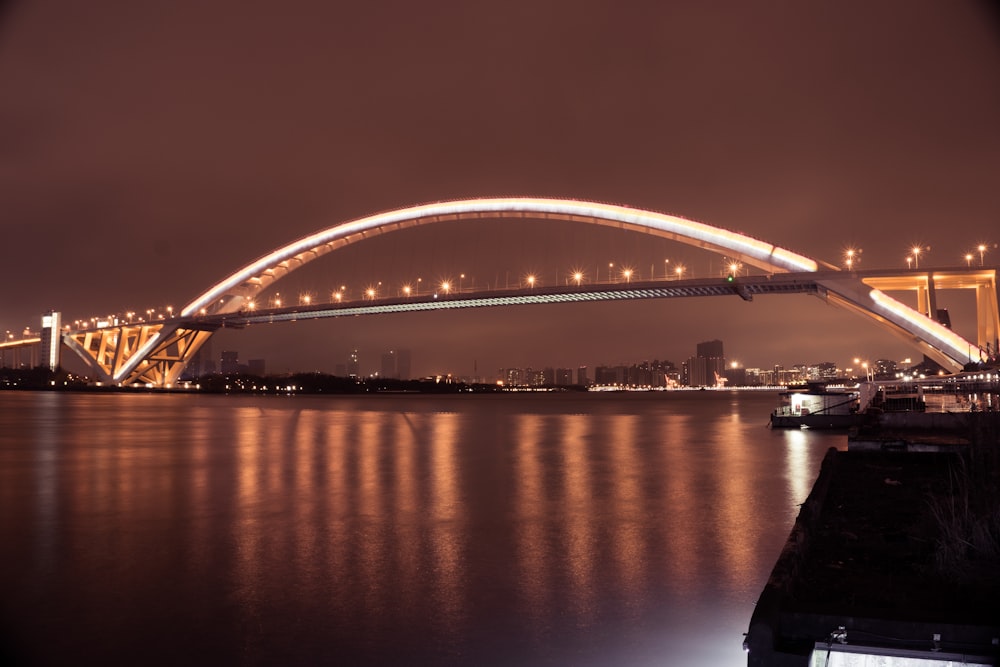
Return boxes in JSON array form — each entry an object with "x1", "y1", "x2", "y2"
[
  {"x1": 687, "y1": 339, "x2": 726, "y2": 387},
  {"x1": 555, "y1": 368, "x2": 574, "y2": 385}
]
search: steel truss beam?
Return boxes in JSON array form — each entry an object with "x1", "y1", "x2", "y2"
[{"x1": 64, "y1": 324, "x2": 214, "y2": 386}]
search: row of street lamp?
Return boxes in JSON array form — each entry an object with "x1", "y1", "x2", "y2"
[
  {"x1": 49, "y1": 242, "x2": 998, "y2": 330},
  {"x1": 250, "y1": 263, "x2": 697, "y2": 309},
  {"x1": 843, "y1": 243, "x2": 993, "y2": 270}
]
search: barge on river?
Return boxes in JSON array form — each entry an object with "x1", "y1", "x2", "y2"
[
  {"x1": 769, "y1": 385, "x2": 864, "y2": 429},
  {"x1": 771, "y1": 370, "x2": 1000, "y2": 429}
]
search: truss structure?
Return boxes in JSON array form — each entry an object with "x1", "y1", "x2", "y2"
[{"x1": 63, "y1": 323, "x2": 214, "y2": 386}]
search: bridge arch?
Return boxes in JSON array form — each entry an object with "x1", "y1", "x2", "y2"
[
  {"x1": 77, "y1": 197, "x2": 985, "y2": 385},
  {"x1": 181, "y1": 197, "x2": 830, "y2": 317}
]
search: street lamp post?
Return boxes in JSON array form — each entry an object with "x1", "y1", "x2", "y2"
[
  {"x1": 979, "y1": 244, "x2": 987, "y2": 266},
  {"x1": 845, "y1": 249, "x2": 857, "y2": 270},
  {"x1": 966, "y1": 253, "x2": 974, "y2": 267}
]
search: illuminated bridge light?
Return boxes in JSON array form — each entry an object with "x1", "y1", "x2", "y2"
[
  {"x1": 76, "y1": 197, "x2": 992, "y2": 386},
  {"x1": 180, "y1": 197, "x2": 824, "y2": 317}
]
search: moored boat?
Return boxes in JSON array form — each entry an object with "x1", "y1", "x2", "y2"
[{"x1": 769, "y1": 385, "x2": 864, "y2": 429}]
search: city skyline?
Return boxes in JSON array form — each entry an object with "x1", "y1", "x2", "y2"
[
  {"x1": 184, "y1": 335, "x2": 921, "y2": 385},
  {"x1": 2, "y1": 2, "x2": 999, "y2": 375}
]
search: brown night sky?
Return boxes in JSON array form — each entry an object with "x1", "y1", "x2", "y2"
[{"x1": 2, "y1": 1, "x2": 999, "y2": 377}]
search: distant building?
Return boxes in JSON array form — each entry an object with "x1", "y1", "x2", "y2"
[
  {"x1": 347, "y1": 349, "x2": 360, "y2": 377},
  {"x1": 40, "y1": 311, "x2": 61, "y2": 372},
  {"x1": 724, "y1": 364, "x2": 747, "y2": 387},
  {"x1": 555, "y1": 368, "x2": 574, "y2": 385},
  {"x1": 503, "y1": 368, "x2": 525, "y2": 386},
  {"x1": 220, "y1": 350, "x2": 239, "y2": 375},
  {"x1": 190, "y1": 339, "x2": 214, "y2": 375},
  {"x1": 807, "y1": 362, "x2": 838, "y2": 381},
  {"x1": 577, "y1": 366, "x2": 589, "y2": 386},
  {"x1": 397, "y1": 349, "x2": 411, "y2": 380},
  {"x1": 380, "y1": 350, "x2": 396, "y2": 378},
  {"x1": 594, "y1": 365, "x2": 626, "y2": 385},
  {"x1": 697, "y1": 339, "x2": 724, "y2": 359},
  {"x1": 688, "y1": 339, "x2": 726, "y2": 386},
  {"x1": 873, "y1": 358, "x2": 898, "y2": 379},
  {"x1": 685, "y1": 356, "x2": 709, "y2": 386}
]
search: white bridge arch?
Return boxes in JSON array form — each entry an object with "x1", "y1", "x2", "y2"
[
  {"x1": 182, "y1": 197, "x2": 829, "y2": 317},
  {"x1": 68, "y1": 197, "x2": 989, "y2": 386}
]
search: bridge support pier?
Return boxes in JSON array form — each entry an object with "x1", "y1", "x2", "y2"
[
  {"x1": 64, "y1": 324, "x2": 216, "y2": 386},
  {"x1": 977, "y1": 280, "x2": 1000, "y2": 356},
  {"x1": 915, "y1": 273, "x2": 937, "y2": 319}
]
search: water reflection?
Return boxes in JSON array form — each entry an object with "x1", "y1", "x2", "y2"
[
  {"x1": 559, "y1": 413, "x2": 596, "y2": 623},
  {"x1": 783, "y1": 428, "x2": 813, "y2": 504},
  {"x1": 607, "y1": 413, "x2": 647, "y2": 607},
  {"x1": 514, "y1": 413, "x2": 548, "y2": 626},
  {"x1": 0, "y1": 391, "x2": 846, "y2": 666},
  {"x1": 428, "y1": 412, "x2": 465, "y2": 639}
]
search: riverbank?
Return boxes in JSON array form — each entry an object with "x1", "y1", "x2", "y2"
[{"x1": 745, "y1": 413, "x2": 1000, "y2": 665}]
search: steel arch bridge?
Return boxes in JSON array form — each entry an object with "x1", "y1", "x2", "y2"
[{"x1": 62, "y1": 197, "x2": 998, "y2": 386}]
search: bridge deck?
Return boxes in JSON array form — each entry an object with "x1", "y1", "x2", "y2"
[{"x1": 186, "y1": 274, "x2": 822, "y2": 328}]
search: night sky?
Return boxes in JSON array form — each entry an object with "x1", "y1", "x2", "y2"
[{"x1": 2, "y1": 1, "x2": 999, "y2": 378}]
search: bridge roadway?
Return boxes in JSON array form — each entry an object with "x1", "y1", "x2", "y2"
[
  {"x1": 55, "y1": 265, "x2": 997, "y2": 386},
  {"x1": 186, "y1": 272, "x2": 826, "y2": 329}
]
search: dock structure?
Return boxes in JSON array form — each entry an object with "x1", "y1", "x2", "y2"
[{"x1": 744, "y1": 432, "x2": 1000, "y2": 666}]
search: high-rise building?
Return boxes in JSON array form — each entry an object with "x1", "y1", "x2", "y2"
[
  {"x1": 697, "y1": 339, "x2": 724, "y2": 360},
  {"x1": 40, "y1": 311, "x2": 61, "y2": 371},
  {"x1": 380, "y1": 350, "x2": 396, "y2": 379},
  {"x1": 347, "y1": 349, "x2": 360, "y2": 377},
  {"x1": 687, "y1": 339, "x2": 726, "y2": 386},
  {"x1": 503, "y1": 368, "x2": 525, "y2": 386},
  {"x1": 200, "y1": 339, "x2": 215, "y2": 375},
  {"x1": 577, "y1": 366, "x2": 589, "y2": 386},
  {"x1": 397, "y1": 349, "x2": 411, "y2": 380},
  {"x1": 220, "y1": 350, "x2": 239, "y2": 374}
]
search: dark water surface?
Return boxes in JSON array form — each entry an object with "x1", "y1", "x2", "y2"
[{"x1": 0, "y1": 391, "x2": 845, "y2": 666}]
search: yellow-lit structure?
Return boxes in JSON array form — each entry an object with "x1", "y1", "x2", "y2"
[{"x1": 60, "y1": 198, "x2": 997, "y2": 385}]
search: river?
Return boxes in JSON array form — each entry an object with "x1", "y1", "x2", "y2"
[{"x1": 0, "y1": 390, "x2": 845, "y2": 666}]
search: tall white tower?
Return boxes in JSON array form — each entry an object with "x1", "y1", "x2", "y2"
[{"x1": 41, "y1": 311, "x2": 62, "y2": 371}]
